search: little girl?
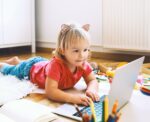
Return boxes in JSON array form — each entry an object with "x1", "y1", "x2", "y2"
[{"x1": 0, "y1": 23, "x2": 99, "y2": 106}]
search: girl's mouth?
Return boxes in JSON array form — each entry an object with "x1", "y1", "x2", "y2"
[
  {"x1": 75, "y1": 59, "x2": 86, "y2": 64},
  {"x1": 76, "y1": 60, "x2": 84, "y2": 62}
]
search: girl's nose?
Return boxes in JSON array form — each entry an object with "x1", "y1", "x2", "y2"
[{"x1": 79, "y1": 51, "x2": 84, "y2": 58}]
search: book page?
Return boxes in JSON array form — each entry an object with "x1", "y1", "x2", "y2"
[
  {"x1": 0, "y1": 113, "x2": 15, "y2": 122},
  {"x1": 0, "y1": 99, "x2": 58, "y2": 122}
]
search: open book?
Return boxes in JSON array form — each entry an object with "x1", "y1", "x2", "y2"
[{"x1": 0, "y1": 99, "x2": 58, "y2": 122}]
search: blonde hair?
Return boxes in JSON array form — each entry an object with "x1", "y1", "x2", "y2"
[{"x1": 54, "y1": 23, "x2": 91, "y2": 58}]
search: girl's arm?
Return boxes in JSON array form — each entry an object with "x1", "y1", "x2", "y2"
[
  {"x1": 45, "y1": 76, "x2": 90, "y2": 106},
  {"x1": 84, "y1": 72, "x2": 100, "y2": 102}
]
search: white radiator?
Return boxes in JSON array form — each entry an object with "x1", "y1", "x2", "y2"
[{"x1": 102, "y1": 0, "x2": 150, "y2": 51}]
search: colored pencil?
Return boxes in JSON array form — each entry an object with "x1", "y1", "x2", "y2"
[
  {"x1": 104, "y1": 96, "x2": 109, "y2": 121},
  {"x1": 74, "y1": 104, "x2": 82, "y2": 117},
  {"x1": 112, "y1": 100, "x2": 118, "y2": 114},
  {"x1": 89, "y1": 98, "x2": 97, "y2": 122},
  {"x1": 82, "y1": 111, "x2": 90, "y2": 122}
]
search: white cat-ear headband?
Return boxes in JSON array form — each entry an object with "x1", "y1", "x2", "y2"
[{"x1": 60, "y1": 24, "x2": 90, "y2": 35}]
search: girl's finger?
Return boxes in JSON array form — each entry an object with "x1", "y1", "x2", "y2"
[
  {"x1": 95, "y1": 94, "x2": 100, "y2": 101},
  {"x1": 87, "y1": 92, "x2": 95, "y2": 101},
  {"x1": 81, "y1": 96, "x2": 90, "y2": 106},
  {"x1": 93, "y1": 94, "x2": 100, "y2": 102},
  {"x1": 82, "y1": 101, "x2": 88, "y2": 106}
]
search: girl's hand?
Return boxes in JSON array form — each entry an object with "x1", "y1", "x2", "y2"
[
  {"x1": 83, "y1": 72, "x2": 100, "y2": 102},
  {"x1": 70, "y1": 94, "x2": 91, "y2": 106},
  {"x1": 85, "y1": 90, "x2": 100, "y2": 102}
]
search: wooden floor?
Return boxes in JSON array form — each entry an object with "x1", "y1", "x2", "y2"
[{"x1": 0, "y1": 48, "x2": 117, "y2": 66}]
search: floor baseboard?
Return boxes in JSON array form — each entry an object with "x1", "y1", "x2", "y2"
[
  {"x1": 0, "y1": 47, "x2": 149, "y2": 63},
  {"x1": 37, "y1": 47, "x2": 150, "y2": 63}
]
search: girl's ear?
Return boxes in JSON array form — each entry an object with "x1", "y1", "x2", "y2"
[{"x1": 82, "y1": 24, "x2": 90, "y2": 31}]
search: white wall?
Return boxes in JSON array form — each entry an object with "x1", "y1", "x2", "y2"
[
  {"x1": 102, "y1": 0, "x2": 150, "y2": 52},
  {"x1": 35, "y1": 0, "x2": 150, "y2": 55},
  {"x1": 36, "y1": 0, "x2": 102, "y2": 49}
]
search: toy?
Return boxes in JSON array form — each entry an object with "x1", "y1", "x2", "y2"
[{"x1": 140, "y1": 85, "x2": 150, "y2": 96}]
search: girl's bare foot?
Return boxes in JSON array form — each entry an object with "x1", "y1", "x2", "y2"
[{"x1": 5, "y1": 56, "x2": 21, "y2": 65}]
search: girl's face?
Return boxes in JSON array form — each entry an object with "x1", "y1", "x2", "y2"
[{"x1": 63, "y1": 39, "x2": 90, "y2": 68}]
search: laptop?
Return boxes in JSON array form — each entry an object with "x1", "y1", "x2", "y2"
[{"x1": 52, "y1": 56, "x2": 145, "y2": 121}]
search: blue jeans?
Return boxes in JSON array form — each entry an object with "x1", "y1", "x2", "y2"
[{"x1": 0, "y1": 56, "x2": 48, "y2": 80}]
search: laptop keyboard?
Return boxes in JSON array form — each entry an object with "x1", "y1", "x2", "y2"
[{"x1": 73, "y1": 95, "x2": 105, "y2": 122}]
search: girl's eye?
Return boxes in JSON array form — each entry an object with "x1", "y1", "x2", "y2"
[
  {"x1": 73, "y1": 50, "x2": 79, "y2": 53},
  {"x1": 84, "y1": 49, "x2": 89, "y2": 52}
]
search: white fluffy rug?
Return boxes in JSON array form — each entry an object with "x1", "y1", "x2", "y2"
[{"x1": 0, "y1": 73, "x2": 38, "y2": 105}]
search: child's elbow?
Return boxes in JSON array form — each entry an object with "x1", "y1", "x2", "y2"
[{"x1": 45, "y1": 87, "x2": 58, "y2": 101}]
